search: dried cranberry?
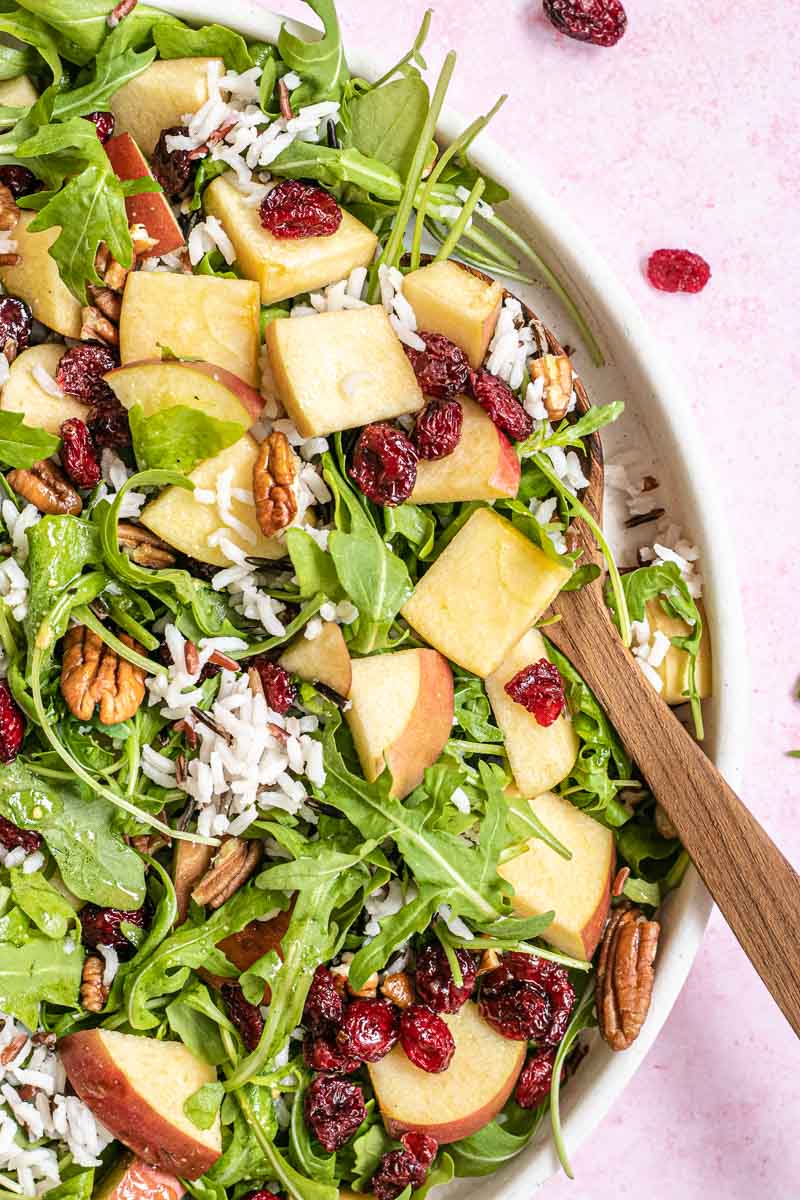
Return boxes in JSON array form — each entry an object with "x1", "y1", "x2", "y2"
[
  {"x1": 401, "y1": 1132, "x2": 438, "y2": 1169},
  {"x1": 60, "y1": 419, "x2": 101, "y2": 490},
  {"x1": 399, "y1": 1003, "x2": 455, "y2": 1073},
  {"x1": 0, "y1": 165, "x2": 39, "y2": 200},
  {"x1": 303, "y1": 1033, "x2": 361, "y2": 1075},
  {"x1": 414, "y1": 943, "x2": 478, "y2": 1014},
  {"x1": 84, "y1": 111, "x2": 115, "y2": 144},
  {"x1": 303, "y1": 964, "x2": 343, "y2": 1035},
  {"x1": 371, "y1": 1132, "x2": 438, "y2": 1200},
  {"x1": 87, "y1": 397, "x2": 131, "y2": 450},
  {"x1": 151, "y1": 125, "x2": 200, "y2": 199},
  {"x1": 413, "y1": 399, "x2": 463, "y2": 460},
  {"x1": 0, "y1": 815, "x2": 41, "y2": 855},
  {"x1": 241, "y1": 1192, "x2": 281, "y2": 1200},
  {"x1": 403, "y1": 332, "x2": 470, "y2": 400},
  {"x1": 543, "y1": 0, "x2": 627, "y2": 46},
  {"x1": 0, "y1": 682, "x2": 25, "y2": 764},
  {"x1": 251, "y1": 658, "x2": 296, "y2": 715},
  {"x1": 479, "y1": 952, "x2": 575, "y2": 1045},
  {"x1": 80, "y1": 903, "x2": 147, "y2": 961},
  {"x1": 515, "y1": 1048, "x2": 557, "y2": 1108},
  {"x1": 504, "y1": 658, "x2": 566, "y2": 727},
  {"x1": 304, "y1": 1074, "x2": 366, "y2": 1152},
  {"x1": 338, "y1": 998, "x2": 399, "y2": 1062},
  {"x1": 57, "y1": 343, "x2": 118, "y2": 402},
  {"x1": 470, "y1": 370, "x2": 533, "y2": 441},
  {"x1": 221, "y1": 981, "x2": 264, "y2": 1052},
  {"x1": 259, "y1": 180, "x2": 342, "y2": 239},
  {"x1": 646, "y1": 249, "x2": 711, "y2": 294},
  {"x1": 0, "y1": 297, "x2": 32, "y2": 358},
  {"x1": 349, "y1": 423, "x2": 417, "y2": 507}
]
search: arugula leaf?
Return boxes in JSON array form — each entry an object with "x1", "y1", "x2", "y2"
[
  {"x1": 285, "y1": 528, "x2": 341, "y2": 599},
  {"x1": 206, "y1": 1083, "x2": 278, "y2": 1188},
  {"x1": 277, "y1": 0, "x2": 349, "y2": 106},
  {"x1": 616, "y1": 818, "x2": 678, "y2": 875},
  {"x1": 0, "y1": 44, "x2": 38, "y2": 81},
  {"x1": 166, "y1": 979, "x2": 233, "y2": 1067},
  {"x1": 129, "y1": 404, "x2": 246, "y2": 474},
  {"x1": 269, "y1": 141, "x2": 402, "y2": 203},
  {"x1": 52, "y1": 41, "x2": 158, "y2": 121},
  {"x1": 0, "y1": 7, "x2": 62, "y2": 81},
  {"x1": 550, "y1": 975, "x2": 596, "y2": 1177},
  {"x1": 0, "y1": 410, "x2": 59, "y2": 469},
  {"x1": 289, "y1": 1077, "x2": 337, "y2": 1185},
  {"x1": 347, "y1": 886, "x2": 443, "y2": 992},
  {"x1": 0, "y1": 931, "x2": 83, "y2": 1028},
  {"x1": 14, "y1": 0, "x2": 117, "y2": 65},
  {"x1": 348, "y1": 75, "x2": 430, "y2": 178},
  {"x1": 10, "y1": 867, "x2": 77, "y2": 939},
  {"x1": 184, "y1": 1081, "x2": 225, "y2": 1131},
  {"x1": 23, "y1": 514, "x2": 100, "y2": 674},
  {"x1": 449, "y1": 1102, "x2": 545, "y2": 1177},
  {"x1": 154, "y1": 22, "x2": 253, "y2": 72}
]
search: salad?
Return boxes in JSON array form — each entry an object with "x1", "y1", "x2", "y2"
[{"x1": 0, "y1": 2, "x2": 712, "y2": 1199}]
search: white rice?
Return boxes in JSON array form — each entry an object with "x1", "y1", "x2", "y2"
[{"x1": 31, "y1": 367, "x2": 62, "y2": 399}]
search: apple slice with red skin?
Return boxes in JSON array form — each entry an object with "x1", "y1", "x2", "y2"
[
  {"x1": 105, "y1": 359, "x2": 263, "y2": 428},
  {"x1": 105, "y1": 133, "x2": 185, "y2": 257},
  {"x1": 411, "y1": 395, "x2": 520, "y2": 504},
  {"x1": 95, "y1": 1154, "x2": 185, "y2": 1200}
]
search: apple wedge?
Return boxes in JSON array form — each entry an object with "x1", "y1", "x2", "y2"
[
  {"x1": 0, "y1": 76, "x2": 38, "y2": 107},
  {"x1": 105, "y1": 359, "x2": 262, "y2": 429},
  {"x1": 645, "y1": 597, "x2": 712, "y2": 706},
  {"x1": 402, "y1": 260, "x2": 503, "y2": 369},
  {"x1": 369, "y1": 1001, "x2": 525, "y2": 1142},
  {"x1": 58, "y1": 1029, "x2": 221, "y2": 1179},
  {"x1": 110, "y1": 58, "x2": 223, "y2": 156},
  {"x1": 120, "y1": 273, "x2": 261, "y2": 386},
  {"x1": 105, "y1": 133, "x2": 184, "y2": 257},
  {"x1": 485, "y1": 628, "x2": 579, "y2": 796},
  {"x1": 345, "y1": 649, "x2": 453, "y2": 798},
  {"x1": 265, "y1": 306, "x2": 424, "y2": 438},
  {"x1": 499, "y1": 790, "x2": 614, "y2": 961},
  {"x1": 279, "y1": 621, "x2": 352, "y2": 697},
  {"x1": 401, "y1": 508, "x2": 571, "y2": 678},
  {"x1": 411, "y1": 395, "x2": 520, "y2": 503},
  {"x1": 0, "y1": 212, "x2": 82, "y2": 338},
  {"x1": 205, "y1": 174, "x2": 378, "y2": 304},
  {"x1": 95, "y1": 1155, "x2": 184, "y2": 1200},
  {"x1": 0, "y1": 344, "x2": 89, "y2": 434}
]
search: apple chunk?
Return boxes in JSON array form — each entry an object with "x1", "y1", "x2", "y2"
[
  {"x1": 645, "y1": 597, "x2": 712, "y2": 706},
  {"x1": 499, "y1": 790, "x2": 614, "y2": 961},
  {"x1": 345, "y1": 648, "x2": 453, "y2": 798},
  {"x1": 266, "y1": 306, "x2": 424, "y2": 437},
  {"x1": 105, "y1": 133, "x2": 184, "y2": 257},
  {"x1": 0, "y1": 76, "x2": 38, "y2": 107},
  {"x1": 0, "y1": 344, "x2": 89, "y2": 434},
  {"x1": 485, "y1": 628, "x2": 579, "y2": 796},
  {"x1": 369, "y1": 1001, "x2": 525, "y2": 1142},
  {"x1": 205, "y1": 174, "x2": 378, "y2": 304},
  {"x1": 402, "y1": 508, "x2": 571, "y2": 678},
  {"x1": 120, "y1": 273, "x2": 261, "y2": 386},
  {"x1": 402, "y1": 260, "x2": 503, "y2": 369},
  {"x1": 110, "y1": 58, "x2": 223, "y2": 156},
  {"x1": 105, "y1": 359, "x2": 262, "y2": 428},
  {"x1": 95, "y1": 1154, "x2": 184, "y2": 1200},
  {"x1": 411, "y1": 395, "x2": 520, "y2": 503},
  {"x1": 58, "y1": 1029, "x2": 221, "y2": 1179},
  {"x1": 0, "y1": 212, "x2": 82, "y2": 338},
  {"x1": 279, "y1": 621, "x2": 352, "y2": 697}
]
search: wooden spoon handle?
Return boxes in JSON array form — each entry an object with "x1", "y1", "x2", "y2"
[{"x1": 548, "y1": 584, "x2": 800, "y2": 1037}]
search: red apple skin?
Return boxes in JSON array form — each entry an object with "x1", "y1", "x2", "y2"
[
  {"x1": 106, "y1": 358, "x2": 264, "y2": 424},
  {"x1": 58, "y1": 1032, "x2": 220, "y2": 1180},
  {"x1": 579, "y1": 863, "x2": 613, "y2": 960},
  {"x1": 382, "y1": 1071, "x2": 521, "y2": 1144},
  {"x1": 490, "y1": 428, "x2": 521, "y2": 495},
  {"x1": 105, "y1": 133, "x2": 185, "y2": 257},
  {"x1": 99, "y1": 1156, "x2": 185, "y2": 1200},
  {"x1": 384, "y1": 650, "x2": 454, "y2": 799}
]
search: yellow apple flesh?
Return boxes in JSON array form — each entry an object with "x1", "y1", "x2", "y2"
[
  {"x1": 120, "y1": 272, "x2": 261, "y2": 386},
  {"x1": 204, "y1": 174, "x2": 378, "y2": 304},
  {"x1": 106, "y1": 359, "x2": 262, "y2": 428},
  {"x1": 279, "y1": 621, "x2": 352, "y2": 697},
  {"x1": 345, "y1": 648, "x2": 453, "y2": 798},
  {"x1": 401, "y1": 508, "x2": 571, "y2": 678},
  {"x1": 95, "y1": 1154, "x2": 184, "y2": 1200},
  {"x1": 369, "y1": 1001, "x2": 525, "y2": 1142},
  {"x1": 0, "y1": 344, "x2": 89, "y2": 434},
  {"x1": 0, "y1": 76, "x2": 38, "y2": 107},
  {"x1": 58, "y1": 1029, "x2": 221, "y2": 1179},
  {"x1": 645, "y1": 597, "x2": 712, "y2": 705},
  {"x1": 110, "y1": 58, "x2": 223, "y2": 156},
  {"x1": 410, "y1": 395, "x2": 520, "y2": 503},
  {"x1": 500, "y1": 789, "x2": 614, "y2": 961},
  {"x1": 265, "y1": 306, "x2": 424, "y2": 437},
  {"x1": 105, "y1": 133, "x2": 185, "y2": 257},
  {"x1": 402, "y1": 260, "x2": 503, "y2": 368},
  {"x1": 0, "y1": 212, "x2": 83, "y2": 338}
]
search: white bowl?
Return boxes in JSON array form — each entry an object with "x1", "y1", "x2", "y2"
[{"x1": 152, "y1": 2, "x2": 749, "y2": 1190}]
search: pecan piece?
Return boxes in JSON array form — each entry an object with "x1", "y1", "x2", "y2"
[
  {"x1": 596, "y1": 902, "x2": 660, "y2": 1052},
  {"x1": 529, "y1": 353, "x2": 574, "y2": 421},
  {"x1": 7, "y1": 460, "x2": 82, "y2": 515},
  {"x1": 117, "y1": 521, "x2": 176, "y2": 567},
  {"x1": 191, "y1": 836, "x2": 262, "y2": 909},
  {"x1": 87, "y1": 285, "x2": 122, "y2": 323},
  {"x1": 253, "y1": 431, "x2": 298, "y2": 537},
  {"x1": 61, "y1": 626, "x2": 146, "y2": 725},
  {"x1": 381, "y1": 971, "x2": 414, "y2": 1009},
  {"x1": 0, "y1": 184, "x2": 19, "y2": 233},
  {"x1": 81, "y1": 954, "x2": 109, "y2": 1012},
  {"x1": 80, "y1": 305, "x2": 118, "y2": 346},
  {"x1": 95, "y1": 243, "x2": 129, "y2": 292},
  {"x1": 347, "y1": 972, "x2": 379, "y2": 999}
]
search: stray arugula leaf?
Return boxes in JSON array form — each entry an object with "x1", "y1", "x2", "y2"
[
  {"x1": 129, "y1": 404, "x2": 246, "y2": 474},
  {"x1": 0, "y1": 411, "x2": 60, "y2": 469}
]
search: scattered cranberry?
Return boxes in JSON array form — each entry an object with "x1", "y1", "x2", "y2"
[
  {"x1": 338, "y1": 998, "x2": 399, "y2": 1062},
  {"x1": 259, "y1": 180, "x2": 343, "y2": 239},
  {"x1": 80, "y1": 903, "x2": 147, "y2": 961},
  {"x1": 0, "y1": 815, "x2": 41, "y2": 855},
  {"x1": 0, "y1": 296, "x2": 32, "y2": 358},
  {"x1": 221, "y1": 981, "x2": 264, "y2": 1052},
  {"x1": 303, "y1": 964, "x2": 343, "y2": 1035},
  {"x1": 151, "y1": 126, "x2": 198, "y2": 199},
  {"x1": 399, "y1": 1004, "x2": 455, "y2": 1073},
  {"x1": 304, "y1": 1074, "x2": 366, "y2": 1152},
  {"x1": 470, "y1": 370, "x2": 533, "y2": 441},
  {"x1": 543, "y1": 0, "x2": 627, "y2": 46},
  {"x1": 251, "y1": 658, "x2": 296, "y2": 715},
  {"x1": 349, "y1": 423, "x2": 417, "y2": 507},
  {"x1": 0, "y1": 682, "x2": 24, "y2": 764},
  {"x1": 57, "y1": 342, "x2": 118, "y2": 402},
  {"x1": 479, "y1": 952, "x2": 575, "y2": 1045},
  {"x1": 60, "y1": 419, "x2": 101, "y2": 489},
  {"x1": 303, "y1": 1033, "x2": 361, "y2": 1075},
  {"x1": 413, "y1": 399, "x2": 463, "y2": 460},
  {"x1": 646, "y1": 248, "x2": 711, "y2": 294},
  {"x1": 83, "y1": 111, "x2": 115, "y2": 143},
  {"x1": 371, "y1": 1132, "x2": 438, "y2": 1200},
  {"x1": 505, "y1": 658, "x2": 566, "y2": 727},
  {"x1": 515, "y1": 1048, "x2": 557, "y2": 1108},
  {"x1": 0, "y1": 165, "x2": 39, "y2": 199},
  {"x1": 403, "y1": 332, "x2": 470, "y2": 400},
  {"x1": 414, "y1": 943, "x2": 478, "y2": 1014}
]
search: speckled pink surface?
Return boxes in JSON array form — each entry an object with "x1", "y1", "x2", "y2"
[{"x1": 296, "y1": 0, "x2": 799, "y2": 1193}]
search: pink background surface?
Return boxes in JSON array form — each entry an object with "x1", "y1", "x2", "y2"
[{"x1": 314, "y1": 0, "x2": 799, "y2": 1194}]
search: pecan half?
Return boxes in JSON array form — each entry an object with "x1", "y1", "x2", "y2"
[
  {"x1": 61, "y1": 626, "x2": 146, "y2": 725},
  {"x1": 80, "y1": 955, "x2": 109, "y2": 1012},
  {"x1": 87, "y1": 285, "x2": 122, "y2": 323},
  {"x1": 95, "y1": 243, "x2": 129, "y2": 292},
  {"x1": 596, "y1": 902, "x2": 660, "y2": 1052},
  {"x1": 173, "y1": 840, "x2": 215, "y2": 925},
  {"x1": 529, "y1": 353, "x2": 574, "y2": 421},
  {"x1": 117, "y1": 521, "x2": 176, "y2": 567},
  {"x1": 191, "y1": 836, "x2": 262, "y2": 909},
  {"x1": 7, "y1": 460, "x2": 82, "y2": 515},
  {"x1": 381, "y1": 971, "x2": 414, "y2": 1009},
  {"x1": 253, "y1": 431, "x2": 298, "y2": 537},
  {"x1": 0, "y1": 184, "x2": 19, "y2": 233},
  {"x1": 80, "y1": 305, "x2": 118, "y2": 346}
]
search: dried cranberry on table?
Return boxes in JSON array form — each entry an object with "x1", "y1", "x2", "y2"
[
  {"x1": 303, "y1": 964, "x2": 343, "y2": 1035},
  {"x1": 413, "y1": 398, "x2": 463, "y2": 460},
  {"x1": 470, "y1": 369, "x2": 533, "y2": 441},
  {"x1": 57, "y1": 342, "x2": 118, "y2": 402},
  {"x1": 0, "y1": 165, "x2": 39, "y2": 200},
  {"x1": 251, "y1": 658, "x2": 296, "y2": 715},
  {"x1": 79, "y1": 902, "x2": 147, "y2": 960},
  {"x1": 479, "y1": 952, "x2": 575, "y2": 1044},
  {"x1": 504, "y1": 658, "x2": 566, "y2": 727},
  {"x1": 60, "y1": 419, "x2": 101, "y2": 489},
  {"x1": 0, "y1": 296, "x2": 32, "y2": 359},
  {"x1": 221, "y1": 981, "x2": 265, "y2": 1052},
  {"x1": 371, "y1": 1131, "x2": 438, "y2": 1200},
  {"x1": 337, "y1": 997, "x2": 399, "y2": 1062},
  {"x1": 403, "y1": 332, "x2": 470, "y2": 399},
  {"x1": 349, "y1": 423, "x2": 418, "y2": 507},
  {"x1": 0, "y1": 682, "x2": 25, "y2": 764},
  {"x1": 399, "y1": 1003, "x2": 455, "y2": 1073},
  {"x1": 83, "y1": 111, "x2": 115, "y2": 143},
  {"x1": 151, "y1": 125, "x2": 199, "y2": 199},
  {"x1": 646, "y1": 248, "x2": 711, "y2": 294},
  {"x1": 515, "y1": 1047, "x2": 557, "y2": 1108},
  {"x1": 0, "y1": 815, "x2": 41, "y2": 855},
  {"x1": 414, "y1": 943, "x2": 478, "y2": 1013},
  {"x1": 259, "y1": 180, "x2": 343, "y2": 239},
  {"x1": 543, "y1": 0, "x2": 627, "y2": 47},
  {"x1": 304, "y1": 1074, "x2": 366, "y2": 1152}
]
